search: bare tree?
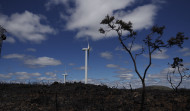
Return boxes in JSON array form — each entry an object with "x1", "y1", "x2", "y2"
[
  {"x1": 0, "y1": 25, "x2": 6, "y2": 40},
  {"x1": 0, "y1": 25, "x2": 7, "y2": 56},
  {"x1": 99, "y1": 15, "x2": 188, "y2": 110},
  {"x1": 167, "y1": 57, "x2": 190, "y2": 92}
]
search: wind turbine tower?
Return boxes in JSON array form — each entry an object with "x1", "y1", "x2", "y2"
[
  {"x1": 82, "y1": 43, "x2": 90, "y2": 84},
  {"x1": 62, "y1": 72, "x2": 68, "y2": 84}
]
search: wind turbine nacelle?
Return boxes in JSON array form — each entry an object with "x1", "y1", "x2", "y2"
[{"x1": 82, "y1": 48, "x2": 88, "y2": 51}]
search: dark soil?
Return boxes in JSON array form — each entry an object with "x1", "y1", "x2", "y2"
[{"x1": 0, "y1": 82, "x2": 190, "y2": 111}]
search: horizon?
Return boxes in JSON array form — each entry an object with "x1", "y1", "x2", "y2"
[{"x1": 0, "y1": 81, "x2": 175, "y2": 90}]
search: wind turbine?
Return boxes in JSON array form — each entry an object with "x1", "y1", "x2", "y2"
[
  {"x1": 82, "y1": 43, "x2": 90, "y2": 84},
  {"x1": 62, "y1": 68, "x2": 68, "y2": 84}
]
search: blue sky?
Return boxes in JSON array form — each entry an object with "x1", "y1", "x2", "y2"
[{"x1": 0, "y1": 0, "x2": 190, "y2": 88}]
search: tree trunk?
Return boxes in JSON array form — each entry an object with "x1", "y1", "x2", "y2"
[
  {"x1": 140, "y1": 81, "x2": 146, "y2": 111},
  {"x1": 130, "y1": 83, "x2": 133, "y2": 92},
  {"x1": 55, "y1": 92, "x2": 58, "y2": 111}
]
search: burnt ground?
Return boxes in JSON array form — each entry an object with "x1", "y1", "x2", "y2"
[{"x1": 0, "y1": 82, "x2": 190, "y2": 111}]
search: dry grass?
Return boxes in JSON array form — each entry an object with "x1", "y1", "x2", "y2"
[{"x1": 0, "y1": 82, "x2": 190, "y2": 111}]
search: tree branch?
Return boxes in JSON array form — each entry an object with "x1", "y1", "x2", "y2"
[{"x1": 117, "y1": 33, "x2": 143, "y2": 81}]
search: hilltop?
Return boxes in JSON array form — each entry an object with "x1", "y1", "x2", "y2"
[{"x1": 0, "y1": 82, "x2": 190, "y2": 111}]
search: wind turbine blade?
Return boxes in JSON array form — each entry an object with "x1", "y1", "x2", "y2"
[
  {"x1": 88, "y1": 49, "x2": 90, "y2": 63},
  {"x1": 65, "y1": 65, "x2": 67, "y2": 74},
  {"x1": 87, "y1": 41, "x2": 90, "y2": 64},
  {"x1": 87, "y1": 42, "x2": 90, "y2": 64},
  {"x1": 88, "y1": 42, "x2": 90, "y2": 50}
]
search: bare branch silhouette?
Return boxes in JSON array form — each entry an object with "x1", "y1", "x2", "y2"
[
  {"x1": 99, "y1": 15, "x2": 188, "y2": 111},
  {"x1": 167, "y1": 57, "x2": 190, "y2": 92}
]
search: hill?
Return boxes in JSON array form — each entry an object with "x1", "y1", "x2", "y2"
[
  {"x1": 0, "y1": 82, "x2": 190, "y2": 111},
  {"x1": 137, "y1": 85, "x2": 172, "y2": 91},
  {"x1": 146, "y1": 85, "x2": 172, "y2": 90}
]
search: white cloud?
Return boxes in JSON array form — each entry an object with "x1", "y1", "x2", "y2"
[
  {"x1": 3, "y1": 53, "x2": 25, "y2": 59},
  {"x1": 117, "y1": 4, "x2": 157, "y2": 30},
  {"x1": 24, "y1": 57, "x2": 62, "y2": 67},
  {"x1": 160, "y1": 67, "x2": 173, "y2": 74},
  {"x1": 178, "y1": 47, "x2": 190, "y2": 56},
  {"x1": 8, "y1": 72, "x2": 41, "y2": 80},
  {"x1": 47, "y1": 0, "x2": 159, "y2": 40},
  {"x1": 152, "y1": 0, "x2": 166, "y2": 4},
  {"x1": 179, "y1": 47, "x2": 189, "y2": 52},
  {"x1": 26, "y1": 48, "x2": 36, "y2": 52},
  {"x1": 17, "y1": 75, "x2": 30, "y2": 80},
  {"x1": 100, "y1": 51, "x2": 113, "y2": 59},
  {"x1": 128, "y1": 43, "x2": 142, "y2": 52},
  {"x1": 106, "y1": 64, "x2": 119, "y2": 68},
  {"x1": 75, "y1": 66, "x2": 85, "y2": 70},
  {"x1": 66, "y1": 0, "x2": 134, "y2": 30},
  {"x1": 152, "y1": 49, "x2": 169, "y2": 59},
  {"x1": 158, "y1": 66, "x2": 190, "y2": 88},
  {"x1": 115, "y1": 46, "x2": 124, "y2": 51},
  {"x1": 184, "y1": 52, "x2": 190, "y2": 56},
  {"x1": 106, "y1": 63, "x2": 133, "y2": 75},
  {"x1": 114, "y1": 68, "x2": 133, "y2": 74},
  {"x1": 45, "y1": 72, "x2": 57, "y2": 77},
  {"x1": 0, "y1": 73, "x2": 12, "y2": 79},
  {"x1": 146, "y1": 66, "x2": 189, "y2": 87},
  {"x1": 162, "y1": 67, "x2": 189, "y2": 75},
  {"x1": 14, "y1": 72, "x2": 41, "y2": 76},
  {"x1": 3, "y1": 53, "x2": 62, "y2": 67},
  {"x1": 184, "y1": 62, "x2": 190, "y2": 67},
  {"x1": 69, "y1": 63, "x2": 75, "y2": 66},
  {"x1": 147, "y1": 73, "x2": 166, "y2": 79},
  {"x1": 4, "y1": 37, "x2": 16, "y2": 44},
  {"x1": 116, "y1": 73, "x2": 133, "y2": 80},
  {"x1": 0, "y1": 11, "x2": 55, "y2": 43},
  {"x1": 115, "y1": 44, "x2": 142, "y2": 52},
  {"x1": 144, "y1": 49, "x2": 169, "y2": 59},
  {"x1": 37, "y1": 76, "x2": 56, "y2": 81},
  {"x1": 45, "y1": 0, "x2": 69, "y2": 10}
]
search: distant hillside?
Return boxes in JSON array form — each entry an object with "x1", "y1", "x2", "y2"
[
  {"x1": 0, "y1": 82, "x2": 190, "y2": 111},
  {"x1": 136, "y1": 85, "x2": 172, "y2": 91},
  {"x1": 145, "y1": 85, "x2": 172, "y2": 91}
]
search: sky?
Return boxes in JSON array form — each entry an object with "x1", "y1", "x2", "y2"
[{"x1": 0, "y1": 0, "x2": 190, "y2": 89}]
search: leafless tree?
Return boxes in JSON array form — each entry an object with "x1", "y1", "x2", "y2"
[
  {"x1": 0, "y1": 25, "x2": 7, "y2": 56},
  {"x1": 167, "y1": 57, "x2": 190, "y2": 92},
  {"x1": 0, "y1": 25, "x2": 6, "y2": 40},
  {"x1": 99, "y1": 15, "x2": 188, "y2": 110}
]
